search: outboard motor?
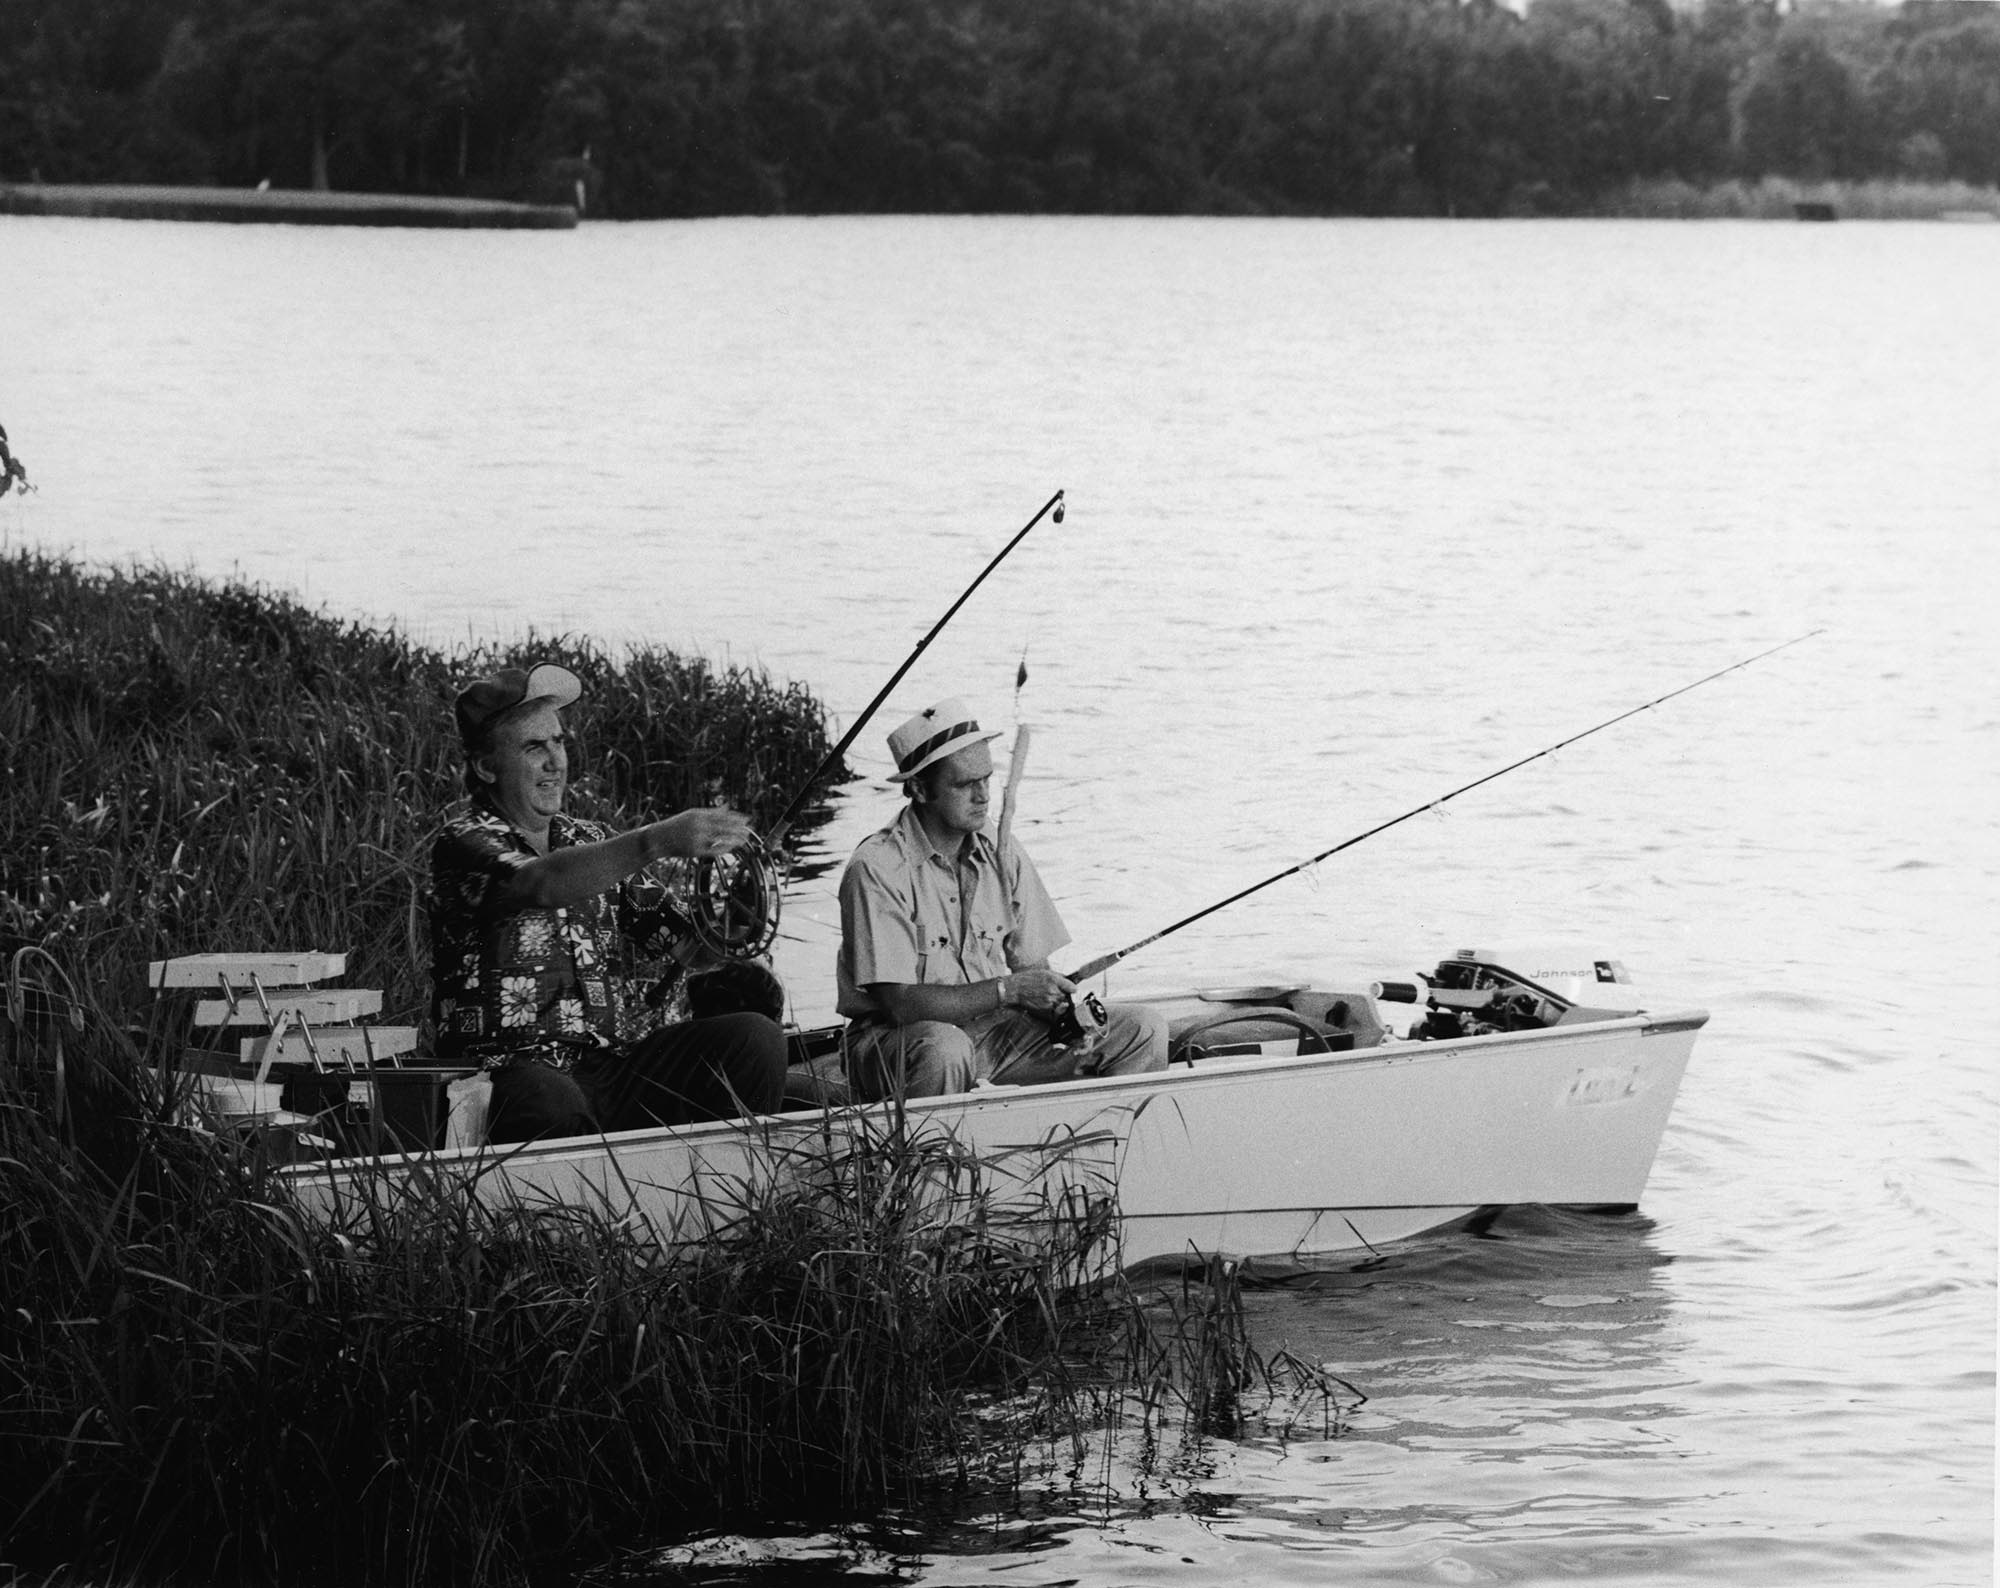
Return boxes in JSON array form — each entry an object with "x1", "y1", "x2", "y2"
[{"x1": 1375, "y1": 950, "x2": 1611, "y2": 1040}]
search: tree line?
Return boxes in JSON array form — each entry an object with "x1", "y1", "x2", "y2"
[{"x1": 3, "y1": 0, "x2": 1997, "y2": 218}]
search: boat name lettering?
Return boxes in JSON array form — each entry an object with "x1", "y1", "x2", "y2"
[{"x1": 1565, "y1": 1065, "x2": 1642, "y2": 1106}]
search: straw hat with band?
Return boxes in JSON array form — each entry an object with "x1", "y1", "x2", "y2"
[{"x1": 886, "y1": 698, "x2": 1002, "y2": 783}]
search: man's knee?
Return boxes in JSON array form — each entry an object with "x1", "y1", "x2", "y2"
[
  {"x1": 850, "y1": 1021, "x2": 975, "y2": 1100},
  {"x1": 692, "y1": 1011, "x2": 788, "y2": 1114},
  {"x1": 687, "y1": 961, "x2": 785, "y2": 1023},
  {"x1": 583, "y1": 1013, "x2": 786, "y2": 1127},
  {"x1": 486, "y1": 1061, "x2": 595, "y2": 1144},
  {"x1": 1098, "y1": 1003, "x2": 1170, "y2": 1075}
]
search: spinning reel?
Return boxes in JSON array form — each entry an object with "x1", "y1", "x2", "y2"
[{"x1": 1045, "y1": 987, "x2": 1108, "y2": 1051}]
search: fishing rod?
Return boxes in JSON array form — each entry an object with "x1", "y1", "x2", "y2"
[
  {"x1": 1066, "y1": 629, "x2": 1825, "y2": 983},
  {"x1": 764, "y1": 487, "x2": 1065, "y2": 850},
  {"x1": 687, "y1": 488, "x2": 1066, "y2": 961}
]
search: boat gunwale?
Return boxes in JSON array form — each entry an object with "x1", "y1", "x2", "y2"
[{"x1": 277, "y1": 1003, "x2": 1711, "y2": 1183}]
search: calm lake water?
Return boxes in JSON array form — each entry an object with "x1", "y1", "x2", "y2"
[{"x1": 5, "y1": 213, "x2": 1995, "y2": 1586}]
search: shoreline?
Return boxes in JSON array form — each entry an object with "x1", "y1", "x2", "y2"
[
  {"x1": 1582, "y1": 174, "x2": 2000, "y2": 222},
  {"x1": 0, "y1": 181, "x2": 579, "y2": 229},
  {"x1": 3, "y1": 178, "x2": 1995, "y2": 228}
]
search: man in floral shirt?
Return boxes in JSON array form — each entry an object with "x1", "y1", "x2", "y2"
[{"x1": 430, "y1": 661, "x2": 787, "y2": 1143}]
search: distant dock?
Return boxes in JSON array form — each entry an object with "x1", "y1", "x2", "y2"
[{"x1": 0, "y1": 183, "x2": 578, "y2": 229}]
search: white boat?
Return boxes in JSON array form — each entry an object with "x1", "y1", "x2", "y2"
[{"x1": 281, "y1": 953, "x2": 1704, "y2": 1266}]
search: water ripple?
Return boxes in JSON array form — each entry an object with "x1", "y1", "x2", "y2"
[{"x1": 9, "y1": 212, "x2": 1993, "y2": 1588}]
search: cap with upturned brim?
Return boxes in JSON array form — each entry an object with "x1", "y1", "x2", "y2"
[
  {"x1": 886, "y1": 698, "x2": 1002, "y2": 782},
  {"x1": 454, "y1": 662, "x2": 583, "y2": 746}
]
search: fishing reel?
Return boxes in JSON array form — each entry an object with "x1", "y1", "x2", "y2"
[
  {"x1": 685, "y1": 833, "x2": 783, "y2": 963},
  {"x1": 1044, "y1": 987, "x2": 1108, "y2": 1051}
]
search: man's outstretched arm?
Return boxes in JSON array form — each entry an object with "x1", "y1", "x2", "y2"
[{"x1": 495, "y1": 809, "x2": 752, "y2": 911}]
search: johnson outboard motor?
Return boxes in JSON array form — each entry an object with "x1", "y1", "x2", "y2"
[{"x1": 1375, "y1": 950, "x2": 1628, "y2": 1040}]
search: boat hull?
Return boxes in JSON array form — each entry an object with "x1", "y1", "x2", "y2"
[{"x1": 285, "y1": 1005, "x2": 1705, "y2": 1266}]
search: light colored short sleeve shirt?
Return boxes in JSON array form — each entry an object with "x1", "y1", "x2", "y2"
[{"x1": 836, "y1": 804, "x2": 1069, "y2": 1020}]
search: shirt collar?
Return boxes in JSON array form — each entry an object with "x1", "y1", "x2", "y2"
[
  {"x1": 892, "y1": 802, "x2": 996, "y2": 872},
  {"x1": 465, "y1": 793, "x2": 576, "y2": 850}
]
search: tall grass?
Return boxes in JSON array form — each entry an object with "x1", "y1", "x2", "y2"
[
  {"x1": 2, "y1": 559, "x2": 1348, "y2": 1582},
  {"x1": 0, "y1": 549, "x2": 840, "y2": 1022},
  {"x1": 2, "y1": 958, "x2": 1325, "y2": 1588}
]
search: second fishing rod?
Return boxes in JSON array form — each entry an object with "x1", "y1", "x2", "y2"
[
  {"x1": 682, "y1": 488, "x2": 1066, "y2": 961},
  {"x1": 1064, "y1": 629, "x2": 1825, "y2": 984}
]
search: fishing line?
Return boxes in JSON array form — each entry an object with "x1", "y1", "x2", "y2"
[
  {"x1": 1066, "y1": 629, "x2": 1825, "y2": 982},
  {"x1": 687, "y1": 489, "x2": 1066, "y2": 959},
  {"x1": 765, "y1": 487, "x2": 1065, "y2": 850}
]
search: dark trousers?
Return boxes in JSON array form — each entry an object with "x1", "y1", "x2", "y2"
[{"x1": 486, "y1": 1008, "x2": 788, "y2": 1146}]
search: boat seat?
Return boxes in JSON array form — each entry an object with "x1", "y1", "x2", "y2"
[
  {"x1": 149, "y1": 950, "x2": 476, "y2": 1151},
  {"x1": 1168, "y1": 1007, "x2": 1353, "y2": 1064}
]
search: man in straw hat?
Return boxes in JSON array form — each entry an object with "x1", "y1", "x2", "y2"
[
  {"x1": 429, "y1": 661, "x2": 788, "y2": 1143},
  {"x1": 835, "y1": 697, "x2": 1168, "y2": 1099}
]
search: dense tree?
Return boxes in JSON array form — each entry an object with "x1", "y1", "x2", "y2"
[
  {"x1": 2, "y1": 0, "x2": 1996, "y2": 216},
  {"x1": 1879, "y1": 11, "x2": 2000, "y2": 181},
  {"x1": 1736, "y1": 27, "x2": 1864, "y2": 175}
]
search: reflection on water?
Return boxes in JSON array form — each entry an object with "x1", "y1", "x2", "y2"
[
  {"x1": 643, "y1": 1185, "x2": 1989, "y2": 1587},
  {"x1": 644, "y1": 1211, "x2": 1694, "y2": 1586},
  {"x1": 1225, "y1": 1210, "x2": 1690, "y2": 1571}
]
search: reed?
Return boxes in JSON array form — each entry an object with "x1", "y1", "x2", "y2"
[
  {"x1": 3, "y1": 957, "x2": 1286, "y2": 1587},
  {"x1": 0, "y1": 550, "x2": 840, "y2": 1023},
  {"x1": 2, "y1": 555, "x2": 1323, "y2": 1582}
]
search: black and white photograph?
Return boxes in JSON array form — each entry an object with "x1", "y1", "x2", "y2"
[{"x1": 2, "y1": 2, "x2": 1994, "y2": 1584}]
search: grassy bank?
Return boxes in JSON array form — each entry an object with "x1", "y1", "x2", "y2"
[
  {"x1": 1583, "y1": 176, "x2": 2000, "y2": 220},
  {"x1": 0, "y1": 548, "x2": 838, "y2": 1021},
  {"x1": 1, "y1": 550, "x2": 1343, "y2": 1584},
  {"x1": 0, "y1": 183, "x2": 579, "y2": 228},
  {"x1": 4, "y1": 970, "x2": 1293, "y2": 1586}
]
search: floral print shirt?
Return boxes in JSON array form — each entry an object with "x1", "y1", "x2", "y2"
[{"x1": 429, "y1": 801, "x2": 698, "y2": 1072}]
